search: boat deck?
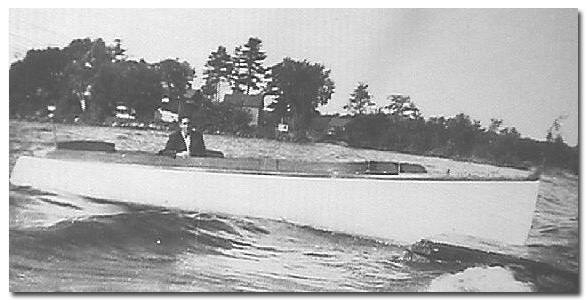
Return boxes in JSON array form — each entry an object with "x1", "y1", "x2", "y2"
[{"x1": 41, "y1": 149, "x2": 538, "y2": 181}]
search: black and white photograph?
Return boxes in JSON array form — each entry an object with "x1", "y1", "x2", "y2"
[{"x1": 7, "y1": 7, "x2": 579, "y2": 293}]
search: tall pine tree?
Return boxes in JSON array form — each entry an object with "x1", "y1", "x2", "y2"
[
  {"x1": 232, "y1": 37, "x2": 268, "y2": 95},
  {"x1": 202, "y1": 46, "x2": 233, "y2": 102}
]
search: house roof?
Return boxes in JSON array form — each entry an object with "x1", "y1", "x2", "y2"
[{"x1": 224, "y1": 92, "x2": 264, "y2": 108}]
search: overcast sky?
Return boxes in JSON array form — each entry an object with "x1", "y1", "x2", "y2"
[{"x1": 8, "y1": 8, "x2": 578, "y2": 145}]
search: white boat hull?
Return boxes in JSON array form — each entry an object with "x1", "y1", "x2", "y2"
[{"x1": 10, "y1": 156, "x2": 539, "y2": 245}]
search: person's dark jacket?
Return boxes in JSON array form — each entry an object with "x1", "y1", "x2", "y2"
[{"x1": 161, "y1": 128, "x2": 207, "y2": 157}]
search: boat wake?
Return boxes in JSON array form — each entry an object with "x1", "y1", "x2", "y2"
[
  {"x1": 427, "y1": 266, "x2": 534, "y2": 292},
  {"x1": 409, "y1": 238, "x2": 579, "y2": 292}
]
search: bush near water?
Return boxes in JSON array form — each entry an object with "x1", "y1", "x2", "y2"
[{"x1": 9, "y1": 37, "x2": 578, "y2": 174}]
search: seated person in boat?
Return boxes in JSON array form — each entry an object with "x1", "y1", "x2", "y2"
[{"x1": 159, "y1": 117, "x2": 223, "y2": 158}]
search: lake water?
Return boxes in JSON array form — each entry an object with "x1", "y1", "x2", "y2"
[{"x1": 8, "y1": 121, "x2": 579, "y2": 292}]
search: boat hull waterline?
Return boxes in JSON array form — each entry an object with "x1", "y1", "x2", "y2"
[{"x1": 10, "y1": 155, "x2": 539, "y2": 245}]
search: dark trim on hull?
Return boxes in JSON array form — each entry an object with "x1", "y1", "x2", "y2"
[{"x1": 44, "y1": 149, "x2": 538, "y2": 181}]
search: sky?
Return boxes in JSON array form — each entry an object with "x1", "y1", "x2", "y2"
[{"x1": 7, "y1": 8, "x2": 578, "y2": 145}]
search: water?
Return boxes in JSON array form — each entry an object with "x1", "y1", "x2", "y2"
[
  {"x1": 8, "y1": 122, "x2": 579, "y2": 292},
  {"x1": 9, "y1": 187, "x2": 426, "y2": 292},
  {"x1": 8, "y1": 171, "x2": 578, "y2": 292}
]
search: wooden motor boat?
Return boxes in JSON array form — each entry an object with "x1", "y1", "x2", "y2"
[{"x1": 9, "y1": 141, "x2": 540, "y2": 245}]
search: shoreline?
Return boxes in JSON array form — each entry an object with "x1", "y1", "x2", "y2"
[{"x1": 9, "y1": 120, "x2": 538, "y2": 180}]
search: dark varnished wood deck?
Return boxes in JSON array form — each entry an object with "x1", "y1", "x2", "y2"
[{"x1": 43, "y1": 148, "x2": 538, "y2": 181}]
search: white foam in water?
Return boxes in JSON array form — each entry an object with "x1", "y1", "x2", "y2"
[{"x1": 427, "y1": 266, "x2": 534, "y2": 292}]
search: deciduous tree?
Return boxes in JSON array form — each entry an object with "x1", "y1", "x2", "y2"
[
  {"x1": 156, "y1": 58, "x2": 195, "y2": 113},
  {"x1": 9, "y1": 48, "x2": 69, "y2": 116},
  {"x1": 382, "y1": 95, "x2": 421, "y2": 119},
  {"x1": 344, "y1": 82, "x2": 374, "y2": 115},
  {"x1": 119, "y1": 60, "x2": 162, "y2": 121},
  {"x1": 267, "y1": 58, "x2": 335, "y2": 132}
]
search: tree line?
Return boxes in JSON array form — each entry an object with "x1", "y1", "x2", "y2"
[
  {"x1": 10, "y1": 38, "x2": 191, "y2": 123},
  {"x1": 9, "y1": 36, "x2": 334, "y2": 133},
  {"x1": 338, "y1": 84, "x2": 577, "y2": 173},
  {"x1": 9, "y1": 36, "x2": 577, "y2": 173}
]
